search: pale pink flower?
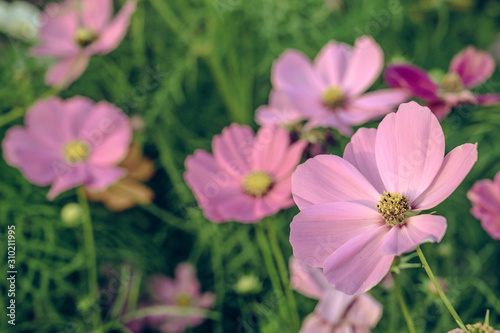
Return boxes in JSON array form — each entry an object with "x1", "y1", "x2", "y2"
[
  {"x1": 290, "y1": 257, "x2": 382, "y2": 333},
  {"x1": 257, "y1": 36, "x2": 409, "y2": 135},
  {"x1": 2, "y1": 97, "x2": 131, "y2": 200},
  {"x1": 385, "y1": 46, "x2": 500, "y2": 119},
  {"x1": 31, "y1": 0, "x2": 136, "y2": 87},
  {"x1": 290, "y1": 101, "x2": 478, "y2": 295},
  {"x1": 467, "y1": 172, "x2": 500, "y2": 240},
  {"x1": 144, "y1": 263, "x2": 215, "y2": 333},
  {"x1": 184, "y1": 124, "x2": 307, "y2": 223}
]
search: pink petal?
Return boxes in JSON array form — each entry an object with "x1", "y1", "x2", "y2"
[
  {"x1": 375, "y1": 102, "x2": 445, "y2": 203},
  {"x1": 477, "y1": 94, "x2": 500, "y2": 106},
  {"x1": 292, "y1": 154, "x2": 379, "y2": 211},
  {"x1": 47, "y1": 165, "x2": 87, "y2": 200},
  {"x1": 341, "y1": 36, "x2": 383, "y2": 96},
  {"x1": 184, "y1": 150, "x2": 240, "y2": 223},
  {"x1": 413, "y1": 143, "x2": 477, "y2": 210},
  {"x1": 176, "y1": 263, "x2": 201, "y2": 296},
  {"x1": 197, "y1": 292, "x2": 215, "y2": 308},
  {"x1": 255, "y1": 90, "x2": 305, "y2": 126},
  {"x1": 449, "y1": 46, "x2": 495, "y2": 88},
  {"x1": 82, "y1": 0, "x2": 112, "y2": 31},
  {"x1": 289, "y1": 257, "x2": 331, "y2": 299},
  {"x1": 80, "y1": 101, "x2": 132, "y2": 166},
  {"x1": 427, "y1": 101, "x2": 452, "y2": 120},
  {"x1": 347, "y1": 88, "x2": 411, "y2": 123},
  {"x1": 212, "y1": 124, "x2": 255, "y2": 177},
  {"x1": 216, "y1": 193, "x2": 261, "y2": 223},
  {"x1": 316, "y1": 289, "x2": 355, "y2": 324},
  {"x1": 85, "y1": 165, "x2": 126, "y2": 190},
  {"x1": 323, "y1": 226, "x2": 394, "y2": 295},
  {"x1": 88, "y1": 0, "x2": 136, "y2": 54},
  {"x1": 2, "y1": 127, "x2": 59, "y2": 186},
  {"x1": 266, "y1": 177, "x2": 294, "y2": 208},
  {"x1": 45, "y1": 54, "x2": 90, "y2": 87},
  {"x1": 252, "y1": 126, "x2": 290, "y2": 172},
  {"x1": 271, "y1": 50, "x2": 325, "y2": 96},
  {"x1": 304, "y1": 112, "x2": 354, "y2": 136},
  {"x1": 384, "y1": 64, "x2": 439, "y2": 101},
  {"x1": 299, "y1": 314, "x2": 334, "y2": 333},
  {"x1": 314, "y1": 41, "x2": 352, "y2": 85},
  {"x1": 254, "y1": 197, "x2": 280, "y2": 218},
  {"x1": 290, "y1": 202, "x2": 384, "y2": 267},
  {"x1": 149, "y1": 275, "x2": 176, "y2": 301},
  {"x1": 345, "y1": 294, "x2": 383, "y2": 328},
  {"x1": 381, "y1": 215, "x2": 447, "y2": 256},
  {"x1": 343, "y1": 128, "x2": 385, "y2": 193}
]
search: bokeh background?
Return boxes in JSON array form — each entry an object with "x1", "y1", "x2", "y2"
[{"x1": 1, "y1": 0, "x2": 500, "y2": 332}]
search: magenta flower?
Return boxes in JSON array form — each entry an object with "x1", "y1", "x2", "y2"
[
  {"x1": 467, "y1": 172, "x2": 500, "y2": 240},
  {"x1": 290, "y1": 101, "x2": 478, "y2": 295},
  {"x1": 31, "y1": 0, "x2": 136, "y2": 87},
  {"x1": 184, "y1": 124, "x2": 307, "y2": 223},
  {"x1": 385, "y1": 46, "x2": 500, "y2": 119},
  {"x1": 257, "y1": 36, "x2": 409, "y2": 136},
  {"x1": 290, "y1": 257, "x2": 382, "y2": 333},
  {"x1": 2, "y1": 97, "x2": 131, "y2": 200},
  {"x1": 144, "y1": 263, "x2": 215, "y2": 333}
]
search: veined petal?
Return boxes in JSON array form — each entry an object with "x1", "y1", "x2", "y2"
[
  {"x1": 212, "y1": 124, "x2": 255, "y2": 177},
  {"x1": 413, "y1": 143, "x2": 477, "y2": 210},
  {"x1": 316, "y1": 289, "x2": 355, "y2": 325},
  {"x1": 323, "y1": 225, "x2": 393, "y2": 295},
  {"x1": 345, "y1": 293, "x2": 383, "y2": 328},
  {"x1": 381, "y1": 215, "x2": 447, "y2": 256},
  {"x1": 290, "y1": 202, "x2": 383, "y2": 267},
  {"x1": 341, "y1": 36, "x2": 383, "y2": 96},
  {"x1": 289, "y1": 257, "x2": 331, "y2": 299},
  {"x1": 314, "y1": 41, "x2": 352, "y2": 85},
  {"x1": 375, "y1": 102, "x2": 445, "y2": 203},
  {"x1": 292, "y1": 154, "x2": 380, "y2": 210}
]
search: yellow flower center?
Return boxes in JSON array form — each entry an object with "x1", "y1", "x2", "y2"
[
  {"x1": 242, "y1": 171, "x2": 273, "y2": 197},
  {"x1": 376, "y1": 191, "x2": 411, "y2": 225},
  {"x1": 441, "y1": 72, "x2": 463, "y2": 93},
  {"x1": 63, "y1": 141, "x2": 90, "y2": 164},
  {"x1": 74, "y1": 28, "x2": 98, "y2": 48},
  {"x1": 321, "y1": 85, "x2": 345, "y2": 110},
  {"x1": 175, "y1": 294, "x2": 191, "y2": 308}
]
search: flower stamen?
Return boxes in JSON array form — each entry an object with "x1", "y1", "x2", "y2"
[
  {"x1": 64, "y1": 140, "x2": 90, "y2": 164},
  {"x1": 377, "y1": 191, "x2": 411, "y2": 225},
  {"x1": 74, "y1": 28, "x2": 98, "y2": 48},
  {"x1": 242, "y1": 171, "x2": 273, "y2": 197},
  {"x1": 175, "y1": 294, "x2": 192, "y2": 308},
  {"x1": 321, "y1": 85, "x2": 345, "y2": 110},
  {"x1": 441, "y1": 72, "x2": 463, "y2": 93}
]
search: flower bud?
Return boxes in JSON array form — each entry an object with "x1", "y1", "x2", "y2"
[{"x1": 61, "y1": 203, "x2": 82, "y2": 227}]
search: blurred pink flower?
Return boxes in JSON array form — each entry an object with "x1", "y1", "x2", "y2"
[
  {"x1": 385, "y1": 46, "x2": 500, "y2": 119},
  {"x1": 290, "y1": 257, "x2": 382, "y2": 333},
  {"x1": 143, "y1": 263, "x2": 215, "y2": 333},
  {"x1": 257, "y1": 36, "x2": 409, "y2": 136},
  {"x1": 467, "y1": 172, "x2": 500, "y2": 240},
  {"x1": 2, "y1": 97, "x2": 131, "y2": 200},
  {"x1": 31, "y1": 0, "x2": 136, "y2": 87},
  {"x1": 290, "y1": 102, "x2": 477, "y2": 295},
  {"x1": 184, "y1": 124, "x2": 307, "y2": 223}
]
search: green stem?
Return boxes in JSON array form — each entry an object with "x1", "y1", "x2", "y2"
[
  {"x1": 210, "y1": 225, "x2": 225, "y2": 333},
  {"x1": 264, "y1": 219, "x2": 300, "y2": 330},
  {"x1": 77, "y1": 187, "x2": 103, "y2": 332},
  {"x1": 392, "y1": 273, "x2": 417, "y2": 333},
  {"x1": 0, "y1": 107, "x2": 24, "y2": 127},
  {"x1": 255, "y1": 223, "x2": 290, "y2": 331},
  {"x1": 416, "y1": 247, "x2": 467, "y2": 331}
]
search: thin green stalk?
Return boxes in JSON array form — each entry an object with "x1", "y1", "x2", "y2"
[
  {"x1": 255, "y1": 223, "x2": 290, "y2": 331},
  {"x1": 0, "y1": 107, "x2": 24, "y2": 127},
  {"x1": 392, "y1": 273, "x2": 417, "y2": 333},
  {"x1": 77, "y1": 187, "x2": 103, "y2": 332},
  {"x1": 211, "y1": 225, "x2": 225, "y2": 333},
  {"x1": 264, "y1": 219, "x2": 300, "y2": 330},
  {"x1": 416, "y1": 247, "x2": 467, "y2": 331}
]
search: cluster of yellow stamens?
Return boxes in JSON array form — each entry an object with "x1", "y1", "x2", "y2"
[
  {"x1": 465, "y1": 322, "x2": 496, "y2": 333},
  {"x1": 376, "y1": 191, "x2": 411, "y2": 225},
  {"x1": 74, "y1": 28, "x2": 98, "y2": 48},
  {"x1": 175, "y1": 293, "x2": 192, "y2": 308},
  {"x1": 242, "y1": 171, "x2": 273, "y2": 197},
  {"x1": 321, "y1": 85, "x2": 345, "y2": 110},
  {"x1": 441, "y1": 72, "x2": 464, "y2": 93},
  {"x1": 63, "y1": 141, "x2": 90, "y2": 164}
]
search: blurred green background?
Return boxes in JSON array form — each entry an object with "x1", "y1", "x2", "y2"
[{"x1": 1, "y1": 0, "x2": 500, "y2": 332}]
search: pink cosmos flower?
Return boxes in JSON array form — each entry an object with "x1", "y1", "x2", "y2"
[
  {"x1": 31, "y1": 0, "x2": 136, "y2": 87},
  {"x1": 467, "y1": 172, "x2": 500, "y2": 240},
  {"x1": 140, "y1": 263, "x2": 215, "y2": 333},
  {"x1": 290, "y1": 101, "x2": 478, "y2": 295},
  {"x1": 256, "y1": 36, "x2": 409, "y2": 136},
  {"x1": 2, "y1": 97, "x2": 131, "y2": 200},
  {"x1": 290, "y1": 257, "x2": 382, "y2": 333},
  {"x1": 385, "y1": 46, "x2": 500, "y2": 119},
  {"x1": 184, "y1": 124, "x2": 307, "y2": 223}
]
